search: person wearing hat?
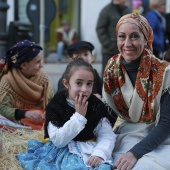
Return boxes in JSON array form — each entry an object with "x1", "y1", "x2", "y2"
[
  {"x1": 57, "y1": 41, "x2": 102, "y2": 99},
  {"x1": 0, "y1": 40, "x2": 53, "y2": 130}
]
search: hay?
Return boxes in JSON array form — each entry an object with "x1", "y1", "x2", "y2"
[
  {"x1": 0, "y1": 129, "x2": 43, "y2": 170},
  {"x1": 0, "y1": 118, "x2": 123, "y2": 170}
]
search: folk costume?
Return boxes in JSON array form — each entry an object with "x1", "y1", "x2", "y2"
[
  {"x1": 0, "y1": 40, "x2": 52, "y2": 130},
  {"x1": 103, "y1": 13, "x2": 170, "y2": 169},
  {"x1": 17, "y1": 91, "x2": 116, "y2": 170}
]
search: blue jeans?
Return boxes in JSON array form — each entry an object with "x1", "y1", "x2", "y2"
[{"x1": 57, "y1": 41, "x2": 64, "y2": 60}]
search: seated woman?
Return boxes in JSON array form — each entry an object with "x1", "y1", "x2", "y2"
[
  {"x1": 0, "y1": 40, "x2": 53, "y2": 130},
  {"x1": 103, "y1": 13, "x2": 170, "y2": 169}
]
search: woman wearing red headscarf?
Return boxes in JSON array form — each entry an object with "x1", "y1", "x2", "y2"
[
  {"x1": 103, "y1": 13, "x2": 170, "y2": 169},
  {"x1": 0, "y1": 40, "x2": 53, "y2": 130}
]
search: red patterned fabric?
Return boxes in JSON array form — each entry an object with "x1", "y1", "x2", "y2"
[{"x1": 103, "y1": 49, "x2": 169, "y2": 122}]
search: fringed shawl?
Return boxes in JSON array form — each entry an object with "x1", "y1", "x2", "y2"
[
  {"x1": 103, "y1": 49, "x2": 170, "y2": 123},
  {"x1": 0, "y1": 68, "x2": 51, "y2": 110}
]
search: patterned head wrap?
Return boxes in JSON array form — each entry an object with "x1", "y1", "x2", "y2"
[
  {"x1": 0, "y1": 40, "x2": 42, "y2": 77},
  {"x1": 116, "y1": 13, "x2": 153, "y2": 52}
]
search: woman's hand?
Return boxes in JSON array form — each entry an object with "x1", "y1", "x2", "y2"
[
  {"x1": 75, "y1": 93, "x2": 88, "y2": 117},
  {"x1": 113, "y1": 152, "x2": 137, "y2": 170},
  {"x1": 25, "y1": 110, "x2": 44, "y2": 122},
  {"x1": 87, "y1": 156, "x2": 104, "y2": 168}
]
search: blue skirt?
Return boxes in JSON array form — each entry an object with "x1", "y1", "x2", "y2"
[{"x1": 16, "y1": 140, "x2": 111, "y2": 170}]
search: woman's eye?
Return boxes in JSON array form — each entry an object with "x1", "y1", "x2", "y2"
[
  {"x1": 131, "y1": 34, "x2": 140, "y2": 40},
  {"x1": 118, "y1": 35, "x2": 126, "y2": 40}
]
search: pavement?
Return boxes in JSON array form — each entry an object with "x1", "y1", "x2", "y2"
[{"x1": 44, "y1": 52, "x2": 102, "y2": 93}]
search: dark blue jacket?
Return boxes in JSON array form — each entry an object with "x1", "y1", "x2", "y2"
[{"x1": 145, "y1": 10, "x2": 165, "y2": 53}]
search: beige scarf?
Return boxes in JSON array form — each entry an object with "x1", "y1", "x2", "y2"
[{"x1": 0, "y1": 68, "x2": 51, "y2": 110}]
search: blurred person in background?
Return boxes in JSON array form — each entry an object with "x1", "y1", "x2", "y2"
[
  {"x1": 56, "y1": 19, "x2": 78, "y2": 62},
  {"x1": 145, "y1": 0, "x2": 166, "y2": 59},
  {"x1": 96, "y1": 0, "x2": 131, "y2": 76}
]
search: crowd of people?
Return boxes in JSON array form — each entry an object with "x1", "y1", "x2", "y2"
[{"x1": 1, "y1": 0, "x2": 170, "y2": 169}]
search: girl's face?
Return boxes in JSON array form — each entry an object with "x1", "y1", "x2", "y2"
[
  {"x1": 63, "y1": 67, "x2": 94, "y2": 101},
  {"x1": 117, "y1": 23, "x2": 147, "y2": 62},
  {"x1": 20, "y1": 52, "x2": 43, "y2": 78}
]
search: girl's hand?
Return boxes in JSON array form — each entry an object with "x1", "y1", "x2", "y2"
[
  {"x1": 25, "y1": 110, "x2": 44, "y2": 122},
  {"x1": 87, "y1": 156, "x2": 104, "y2": 168},
  {"x1": 113, "y1": 152, "x2": 137, "y2": 170},
  {"x1": 75, "y1": 93, "x2": 88, "y2": 117}
]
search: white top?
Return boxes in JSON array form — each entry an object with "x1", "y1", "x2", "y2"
[
  {"x1": 48, "y1": 111, "x2": 116, "y2": 166},
  {"x1": 56, "y1": 27, "x2": 76, "y2": 42}
]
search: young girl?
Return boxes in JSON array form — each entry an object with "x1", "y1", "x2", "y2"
[
  {"x1": 17, "y1": 58, "x2": 116, "y2": 170},
  {"x1": 0, "y1": 40, "x2": 52, "y2": 130}
]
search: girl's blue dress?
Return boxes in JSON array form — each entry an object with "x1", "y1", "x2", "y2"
[{"x1": 16, "y1": 140, "x2": 111, "y2": 170}]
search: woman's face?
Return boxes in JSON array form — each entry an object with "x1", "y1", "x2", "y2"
[
  {"x1": 20, "y1": 52, "x2": 43, "y2": 78},
  {"x1": 117, "y1": 23, "x2": 147, "y2": 62}
]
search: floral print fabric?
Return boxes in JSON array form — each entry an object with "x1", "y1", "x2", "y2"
[{"x1": 17, "y1": 140, "x2": 111, "y2": 170}]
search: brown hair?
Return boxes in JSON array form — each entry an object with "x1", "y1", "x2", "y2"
[{"x1": 63, "y1": 57, "x2": 95, "y2": 83}]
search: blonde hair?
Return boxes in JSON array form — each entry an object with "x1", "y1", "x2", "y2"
[{"x1": 150, "y1": 0, "x2": 165, "y2": 9}]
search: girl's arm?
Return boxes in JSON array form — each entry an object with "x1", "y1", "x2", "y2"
[
  {"x1": 48, "y1": 112, "x2": 87, "y2": 148},
  {"x1": 91, "y1": 117, "x2": 117, "y2": 161}
]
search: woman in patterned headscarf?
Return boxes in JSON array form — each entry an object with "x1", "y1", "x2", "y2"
[
  {"x1": 0, "y1": 40, "x2": 53, "y2": 130},
  {"x1": 103, "y1": 13, "x2": 170, "y2": 169}
]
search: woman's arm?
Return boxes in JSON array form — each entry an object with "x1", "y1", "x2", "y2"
[
  {"x1": 113, "y1": 91, "x2": 170, "y2": 169},
  {"x1": 48, "y1": 112, "x2": 87, "y2": 148},
  {"x1": 129, "y1": 91, "x2": 170, "y2": 158},
  {"x1": 0, "y1": 95, "x2": 24, "y2": 122},
  {"x1": 0, "y1": 95, "x2": 44, "y2": 123}
]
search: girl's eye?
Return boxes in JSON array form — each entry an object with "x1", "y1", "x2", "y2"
[
  {"x1": 87, "y1": 82, "x2": 93, "y2": 86},
  {"x1": 76, "y1": 82, "x2": 82, "y2": 86},
  {"x1": 36, "y1": 60, "x2": 41, "y2": 64}
]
